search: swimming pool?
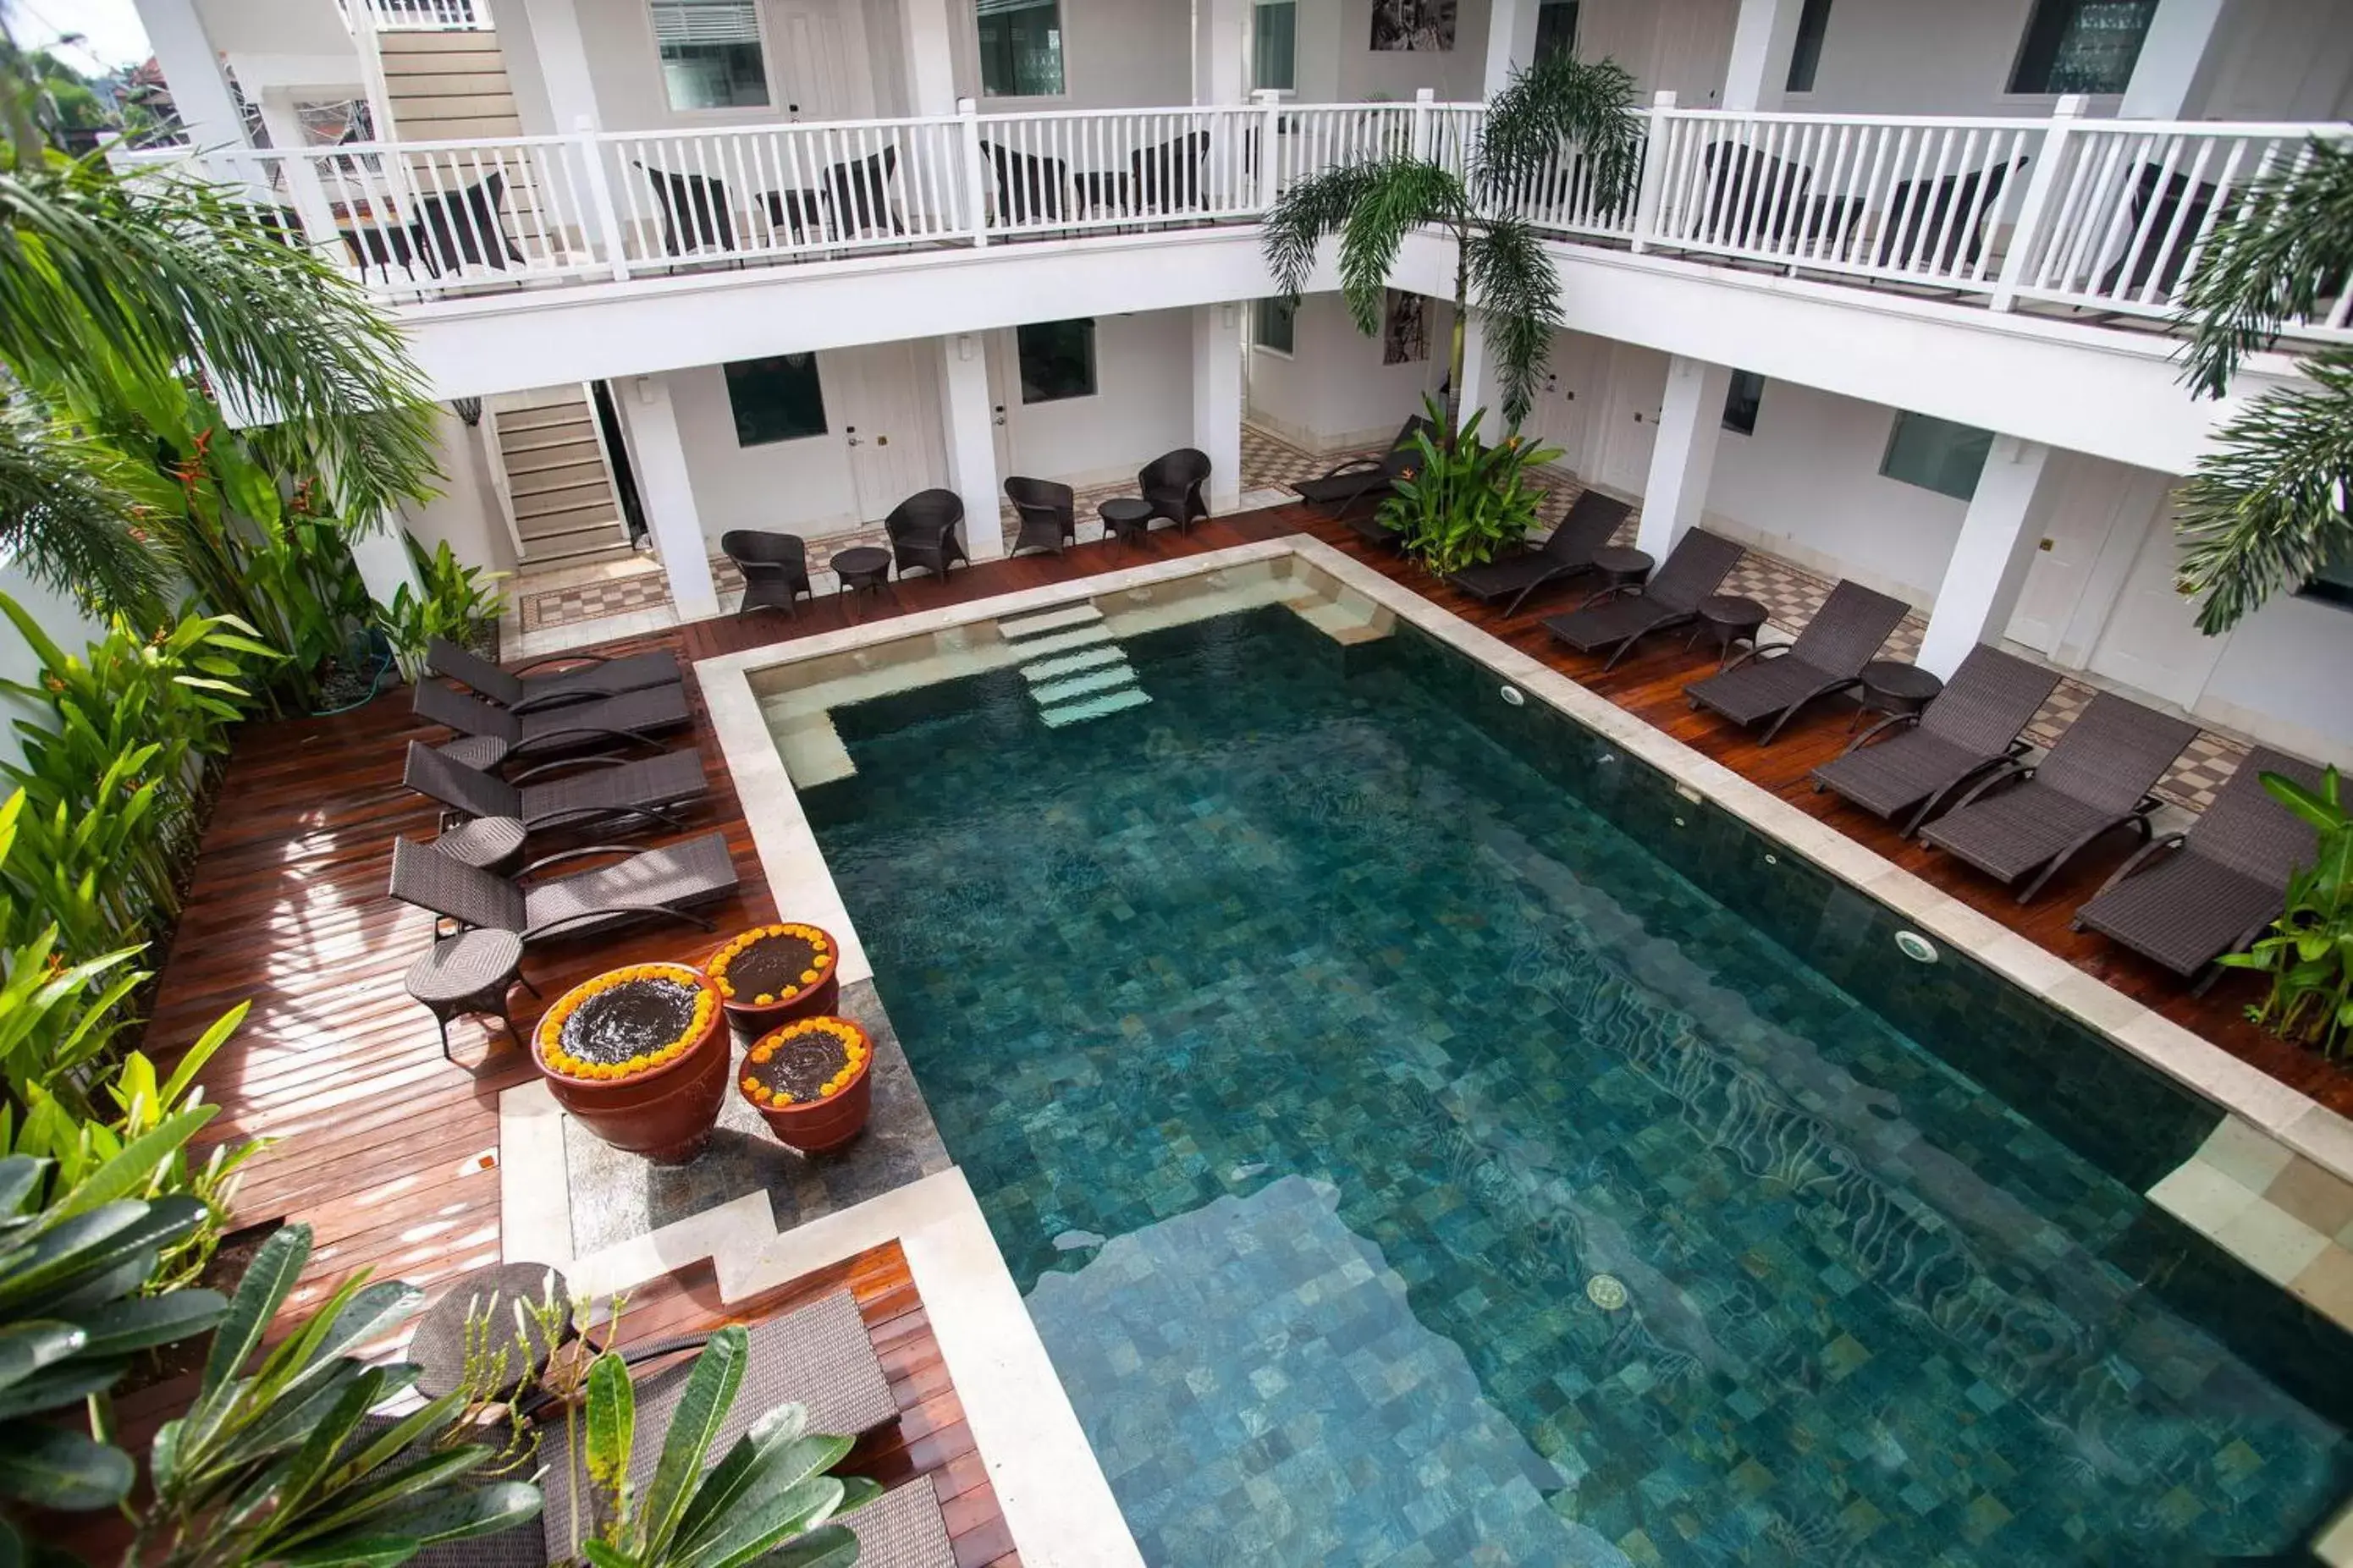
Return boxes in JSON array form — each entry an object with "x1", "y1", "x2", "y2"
[{"x1": 790, "y1": 587, "x2": 2353, "y2": 1564}]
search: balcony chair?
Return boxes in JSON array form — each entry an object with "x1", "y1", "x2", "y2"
[
  {"x1": 884, "y1": 489, "x2": 969, "y2": 579},
  {"x1": 1292, "y1": 415, "x2": 1440, "y2": 543},
  {"x1": 2097, "y1": 163, "x2": 2220, "y2": 300},
  {"x1": 1540, "y1": 527, "x2": 1744, "y2": 670},
  {"x1": 1446, "y1": 489, "x2": 1634, "y2": 615},
  {"x1": 409, "y1": 171, "x2": 526, "y2": 273},
  {"x1": 2073, "y1": 745, "x2": 2326, "y2": 990},
  {"x1": 1129, "y1": 130, "x2": 1210, "y2": 215},
  {"x1": 388, "y1": 833, "x2": 738, "y2": 948},
  {"x1": 403, "y1": 740, "x2": 707, "y2": 839},
  {"x1": 1808, "y1": 645, "x2": 2063, "y2": 837},
  {"x1": 427, "y1": 637, "x2": 681, "y2": 712},
  {"x1": 1139, "y1": 448, "x2": 1211, "y2": 532},
  {"x1": 1683, "y1": 580, "x2": 1910, "y2": 744},
  {"x1": 720, "y1": 530, "x2": 813, "y2": 617},
  {"x1": 760, "y1": 147, "x2": 906, "y2": 245},
  {"x1": 1004, "y1": 477, "x2": 1077, "y2": 555},
  {"x1": 984, "y1": 141, "x2": 1070, "y2": 224},
  {"x1": 635, "y1": 162, "x2": 737, "y2": 256},
  {"x1": 1698, "y1": 141, "x2": 1814, "y2": 249},
  {"x1": 413, "y1": 677, "x2": 690, "y2": 762},
  {"x1": 1874, "y1": 156, "x2": 2028, "y2": 271},
  {"x1": 1920, "y1": 690, "x2": 2200, "y2": 904}
]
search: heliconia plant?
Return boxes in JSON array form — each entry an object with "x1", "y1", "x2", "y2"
[
  {"x1": 1375, "y1": 397, "x2": 1564, "y2": 576},
  {"x1": 2221, "y1": 764, "x2": 2352, "y2": 1055}
]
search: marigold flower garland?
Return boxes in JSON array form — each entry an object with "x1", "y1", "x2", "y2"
[
  {"x1": 535, "y1": 962, "x2": 719, "y2": 1082},
  {"x1": 708, "y1": 922, "x2": 835, "y2": 1008},
  {"x1": 740, "y1": 1015, "x2": 869, "y2": 1108}
]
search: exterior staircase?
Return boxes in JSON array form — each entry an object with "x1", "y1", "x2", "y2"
[
  {"x1": 489, "y1": 388, "x2": 636, "y2": 569},
  {"x1": 375, "y1": 28, "x2": 522, "y2": 140},
  {"x1": 999, "y1": 604, "x2": 1149, "y2": 726}
]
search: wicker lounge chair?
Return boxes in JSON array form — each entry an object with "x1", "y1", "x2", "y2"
[
  {"x1": 884, "y1": 489, "x2": 968, "y2": 579},
  {"x1": 1809, "y1": 645, "x2": 2063, "y2": 836},
  {"x1": 1140, "y1": 448, "x2": 1210, "y2": 532},
  {"x1": 413, "y1": 678, "x2": 690, "y2": 762},
  {"x1": 1683, "y1": 580, "x2": 1909, "y2": 744},
  {"x1": 1292, "y1": 415, "x2": 1438, "y2": 539},
  {"x1": 1446, "y1": 489, "x2": 1634, "y2": 614},
  {"x1": 1920, "y1": 690, "x2": 2199, "y2": 903},
  {"x1": 2072, "y1": 746, "x2": 2325, "y2": 988},
  {"x1": 388, "y1": 832, "x2": 737, "y2": 945},
  {"x1": 427, "y1": 637, "x2": 681, "y2": 712},
  {"x1": 1004, "y1": 476, "x2": 1077, "y2": 555},
  {"x1": 404, "y1": 740, "x2": 706, "y2": 837},
  {"x1": 1540, "y1": 527, "x2": 1744, "y2": 671},
  {"x1": 721, "y1": 530, "x2": 813, "y2": 617}
]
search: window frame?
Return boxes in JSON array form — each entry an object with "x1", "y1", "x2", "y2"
[
  {"x1": 1783, "y1": 0, "x2": 1832, "y2": 94},
  {"x1": 1253, "y1": 296, "x2": 1297, "y2": 357},
  {"x1": 1722, "y1": 370, "x2": 1765, "y2": 437},
  {"x1": 1878, "y1": 410, "x2": 1995, "y2": 502},
  {"x1": 1017, "y1": 317, "x2": 1098, "y2": 404},
  {"x1": 974, "y1": 0, "x2": 1072, "y2": 103},
  {"x1": 646, "y1": 0, "x2": 776, "y2": 117},
  {"x1": 1253, "y1": 0, "x2": 1298, "y2": 94},
  {"x1": 724, "y1": 353, "x2": 829, "y2": 447},
  {"x1": 1533, "y1": 0, "x2": 1579, "y2": 66},
  {"x1": 2006, "y1": 0, "x2": 2156, "y2": 97}
]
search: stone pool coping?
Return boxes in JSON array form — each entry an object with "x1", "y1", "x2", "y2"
[{"x1": 694, "y1": 533, "x2": 2353, "y2": 1198}]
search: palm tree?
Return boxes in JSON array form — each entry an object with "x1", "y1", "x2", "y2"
[
  {"x1": 2171, "y1": 136, "x2": 2353, "y2": 635},
  {"x1": 1260, "y1": 56, "x2": 1643, "y2": 442}
]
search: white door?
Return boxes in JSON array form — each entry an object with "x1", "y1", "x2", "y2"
[
  {"x1": 985, "y1": 330, "x2": 1016, "y2": 480},
  {"x1": 1596, "y1": 343, "x2": 1667, "y2": 497},
  {"x1": 824, "y1": 342, "x2": 946, "y2": 521},
  {"x1": 2005, "y1": 457, "x2": 2164, "y2": 661},
  {"x1": 2086, "y1": 503, "x2": 2232, "y2": 709},
  {"x1": 1533, "y1": 330, "x2": 1612, "y2": 480},
  {"x1": 769, "y1": 3, "x2": 868, "y2": 120},
  {"x1": 1650, "y1": 0, "x2": 1739, "y2": 106}
]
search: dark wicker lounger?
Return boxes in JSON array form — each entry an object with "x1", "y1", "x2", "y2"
[
  {"x1": 2073, "y1": 745, "x2": 2325, "y2": 989},
  {"x1": 1446, "y1": 489, "x2": 1634, "y2": 615},
  {"x1": 1540, "y1": 527, "x2": 1743, "y2": 670},
  {"x1": 1920, "y1": 690, "x2": 2199, "y2": 903},
  {"x1": 1683, "y1": 579, "x2": 1909, "y2": 743},
  {"x1": 414, "y1": 676, "x2": 690, "y2": 762},
  {"x1": 1809, "y1": 644, "x2": 2062, "y2": 836},
  {"x1": 427, "y1": 635, "x2": 681, "y2": 712},
  {"x1": 389, "y1": 831, "x2": 738, "y2": 944},
  {"x1": 404, "y1": 740, "x2": 707, "y2": 836},
  {"x1": 1294, "y1": 415, "x2": 1438, "y2": 547}
]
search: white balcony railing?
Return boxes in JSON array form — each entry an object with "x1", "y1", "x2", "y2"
[{"x1": 181, "y1": 95, "x2": 2353, "y2": 347}]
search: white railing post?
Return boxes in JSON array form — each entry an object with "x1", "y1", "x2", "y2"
[
  {"x1": 959, "y1": 97, "x2": 990, "y2": 247},
  {"x1": 1254, "y1": 88, "x2": 1283, "y2": 211},
  {"x1": 571, "y1": 118, "x2": 631, "y2": 282},
  {"x1": 1992, "y1": 93, "x2": 2084, "y2": 313},
  {"x1": 280, "y1": 151, "x2": 349, "y2": 263},
  {"x1": 1412, "y1": 87, "x2": 1435, "y2": 162},
  {"x1": 1629, "y1": 90, "x2": 1677, "y2": 254}
]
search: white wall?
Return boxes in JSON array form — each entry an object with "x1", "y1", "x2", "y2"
[
  {"x1": 2194, "y1": 0, "x2": 2353, "y2": 121},
  {"x1": 195, "y1": 0, "x2": 355, "y2": 61},
  {"x1": 576, "y1": 0, "x2": 879, "y2": 130},
  {"x1": 669, "y1": 360, "x2": 863, "y2": 544},
  {"x1": 947, "y1": 0, "x2": 1192, "y2": 109},
  {"x1": 1287, "y1": 0, "x2": 1494, "y2": 104},
  {"x1": 2199, "y1": 593, "x2": 2353, "y2": 767},
  {"x1": 0, "y1": 568, "x2": 105, "y2": 777},
  {"x1": 1247, "y1": 290, "x2": 1449, "y2": 452},
  {"x1": 996, "y1": 310, "x2": 1197, "y2": 486},
  {"x1": 399, "y1": 405, "x2": 519, "y2": 575}
]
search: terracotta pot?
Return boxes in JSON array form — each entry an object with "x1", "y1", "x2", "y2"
[
  {"x1": 739, "y1": 1021, "x2": 873, "y2": 1154},
  {"x1": 708, "y1": 926, "x2": 843, "y2": 1030},
  {"x1": 532, "y1": 966, "x2": 730, "y2": 1165}
]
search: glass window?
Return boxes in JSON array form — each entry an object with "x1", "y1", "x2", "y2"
[
  {"x1": 651, "y1": 0, "x2": 769, "y2": 112},
  {"x1": 1254, "y1": 296, "x2": 1297, "y2": 355},
  {"x1": 1018, "y1": 319, "x2": 1096, "y2": 403},
  {"x1": 2009, "y1": 0, "x2": 2156, "y2": 95},
  {"x1": 725, "y1": 354, "x2": 826, "y2": 445},
  {"x1": 1254, "y1": 3, "x2": 1298, "y2": 92},
  {"x1": 1722, "y1": 370, "x2": 1765, "y2": 436},
  {"x1": 978, "y1": 0, "x2": 1066, "y2": 98},
  {"x1": 1880, "y1": 410, "x2": 1993, "y2": 501},
  {"x1": 1785, "y1": 0, "x2": 1832, "y2": 92},
  {"x1": 2301, "y1": 545, "x2": 2353, "y2": 611},
  {"x1": 1534, "y1": 0, "x2": 1579, "y2": 65}
]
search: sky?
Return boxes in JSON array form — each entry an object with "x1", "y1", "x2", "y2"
[{"x1": 9, "y1": 0, "x2": 152, "y2": 74}]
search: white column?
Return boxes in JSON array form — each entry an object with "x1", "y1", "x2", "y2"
[
  {"x1": 1633, "y1": 356, "x2": 1733, "y2": 559},
  {"x1": 620, "y1": 375, "x2": 720, "y2": 621},
  {"x1": 1196, "y1": 0, "x2": 1252, "y2": 104},
  {"x1": 1193, "y1": 303, "x2": 1246, "y2": 513},
  {"x1": 2119, "y1": 0, "x2": 2232, "y2": 119},
  {"x1": 1455, "y1": 312, "x2": 1494, "y2": 435},
  {"x1": 1722, "y1": 0, "x2": 1808, "y2": 113},
  {"x1": 1917, "y1": 436, "x2": 2058, "y2": 679},
  {"x1": 132, "y1": 0, "x2": 245, "y2": 151},
  {"x1": 938, "y1": 335, "x2": 1005, "y2": 560},
  {"x1": 899, "y1": 0, "x2": 959, "y2": 116},
  {"x1": 519, "y1": 0, "x2": 605, "y2": 129},
  {"x1": 348, "y1": 525, "x2": 424, "y2": 609},
  {"x1": 1483, "y1": 0, "x2": 1542, "y2": 96}
]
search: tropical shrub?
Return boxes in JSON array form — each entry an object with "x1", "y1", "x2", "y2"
[
  {"x1": 378, "y1": 536, "x2": 511, "y2": 680},
  {"x1": 2221, "y1": 764, "x2": 2351, "y2": 1054},
  {"x1": 558, "y1": 1324, "x2": 873, "y2": 1568},
  {"x1": 1376, "y1": 399, "x2": 1563, "y2": 575}
]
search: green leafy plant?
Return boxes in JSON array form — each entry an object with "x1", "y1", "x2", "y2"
[
  {"x1": 1375, "y1": 397, "x2": 1563, "y2": 575},
  {"x1": 2220, "y1": 765, "x2": 2352, "y2": 1054},
  {"x1": 560, "y1": 1323, "x2": 873, "y2": 1568},
  {"x1": 377, "y1": 536, "x2": 510, "y2": 680},
  {"x1": 1262, "y1": 55, "x2": 1643, "y2": 438}
]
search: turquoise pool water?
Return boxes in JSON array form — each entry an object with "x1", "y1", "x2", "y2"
[{"x1": 802, "y1": 605, "x2": 2352, "y2": 1565}]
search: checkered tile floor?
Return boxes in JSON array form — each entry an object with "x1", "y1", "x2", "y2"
[{"x1": 509, "y1": 426, "x2": 2251, "y2": 812}]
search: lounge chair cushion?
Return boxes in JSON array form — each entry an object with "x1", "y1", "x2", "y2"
[{"x1": 2075, "y1": 853, "x2": 2284, "y2": 977}]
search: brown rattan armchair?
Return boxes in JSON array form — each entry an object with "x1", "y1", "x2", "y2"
[
  {"x1": 1004, "y1": 476, "x2": 1077, "y2": 555},
  {"x1": 884, "y1": 489, "x2": 968, "y2": 579}
]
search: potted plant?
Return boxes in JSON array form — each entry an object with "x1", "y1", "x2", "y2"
[
  {"x1": 707, "y1": 922, "x2": 841, "y2": 1027},
  {"x1": 738, "y1": 1015, "x2": 873, "y2": 1154},
  {"x1": 532, "y1": 962, "x2": 730, "y2": 1164}
]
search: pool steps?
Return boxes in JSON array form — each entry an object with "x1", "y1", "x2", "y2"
[
  {"x1": 1020, "y1": 644, "x2": 1129, "y2": 683},
  {"x1": 1000, "y1": 603, "x2": 1149, "y2": 726}
]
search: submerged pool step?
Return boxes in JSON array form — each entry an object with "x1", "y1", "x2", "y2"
[
  {"x1": 1004, "y1": 624, "x2": 1117, "y2": 661},
  {"x1": 997, "y1": 602, "x2": 1105, "y2": 641},
  {"x1": 1030, "y1": 663, "x2": 1141, "y2": 706},
  {"x1": 1022, "y1": 644, "x2": 1129, "y2": 684},
  {"x1": 1038, "y1": 685, "x2": 1152, "y2": 727}
]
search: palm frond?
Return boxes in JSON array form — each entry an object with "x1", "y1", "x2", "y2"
[
  {"x1": 1261, "y1": 163, "x2": 1388, "y2": 299},
  {"x1": 1463, "y1": 217, "x2": 1564, "y2": 428},
  {"x1": 1473, "y1": 56, "x2": 1645, "y2": 215},
  {"x1": 1335, "y1": 159, "x2": 1469, "y2": 337},
  {"x1": 2174, "y1": 137, "x2": 2353, "y2": 400},
  {"x1": 2174, "y1": 349, "x2": 2353, "y2": 633},
  {"x1": 0, "y1": 408, "x2": 174, "y2": 617}
]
